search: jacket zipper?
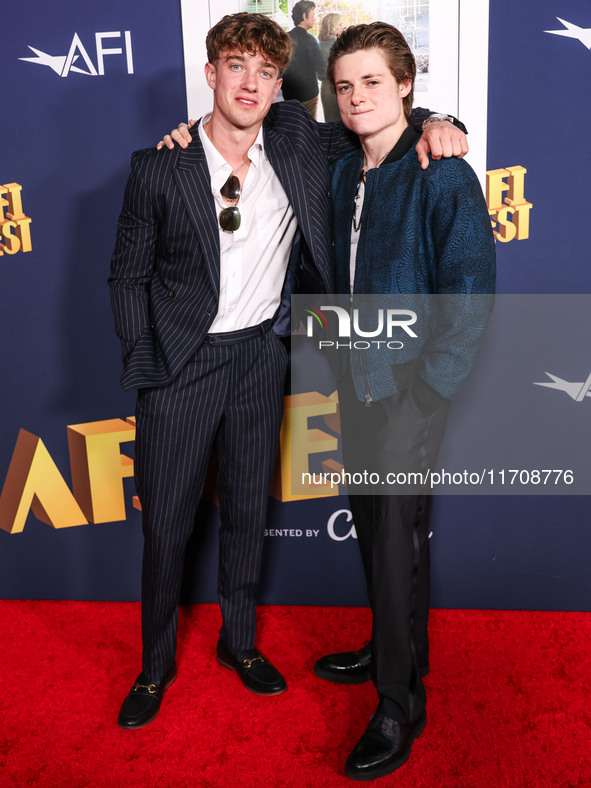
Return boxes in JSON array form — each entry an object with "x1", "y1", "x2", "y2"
[{"x1": 358, "y1": 168, "x2": 379, "y2": 407}]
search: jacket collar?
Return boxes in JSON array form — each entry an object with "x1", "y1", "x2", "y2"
[
  {"x1": 382, "y1": 124, "x2": 421, "y2": 165},
  {"x1": 346, "y1": 123, "x2": 420, "y2": 174}
]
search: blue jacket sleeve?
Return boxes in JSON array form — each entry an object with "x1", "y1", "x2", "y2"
[{"x1": 416, "y1": 159, "x2": 495, "y2": 407}]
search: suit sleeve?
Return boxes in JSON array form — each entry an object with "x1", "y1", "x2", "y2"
[
  {"x1": 318, "y1": 106, "x2": 467, "y2": 165},
  {"x1": 108, "y1": 151, "x2": 160, "y2": 361},
  {"x1": 410, "y1": 107, "x2": 467, "y2": 134},
  {"x1": 318, "y1": 120, "x2": 359, "y2": 163}
]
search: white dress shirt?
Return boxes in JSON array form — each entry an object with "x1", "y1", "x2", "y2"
[
  {"x1": 198, "y1": 116, "x2": 298, "y2": 333},
  {"x1": 350, "y1": 176, "x2": 364, "y2": 293}
]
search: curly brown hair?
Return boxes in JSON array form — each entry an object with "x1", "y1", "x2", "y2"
[
  {"x1": 206, "y1": 13, "x2": 293, "y2": 75},
  {"x1": 327, "y1": 22, "x2": 416, "y2": 118}
]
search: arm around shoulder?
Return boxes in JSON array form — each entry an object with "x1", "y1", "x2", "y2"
[{"x1": 411, "y1": 108, "x2": 468, "y2": 170}]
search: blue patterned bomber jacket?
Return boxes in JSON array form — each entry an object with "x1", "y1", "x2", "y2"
[{"x1": 330, "y1": 126, "x2": 496, "y2": 408}]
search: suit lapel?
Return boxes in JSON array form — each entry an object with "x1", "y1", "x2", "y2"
[
  {"x1": 172, "y1": 140, "x2": 220, "y2": 294},
  {"x1": 264, "y1": 127, "x2": 316, "y2": 261}
]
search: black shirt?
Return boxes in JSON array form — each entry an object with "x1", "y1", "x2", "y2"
[{"x1": 282, "y1": 26, "x2": 326, "y2": 102}]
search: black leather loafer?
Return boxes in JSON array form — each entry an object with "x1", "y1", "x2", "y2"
[
  {"x1": 117, "y1": 662, "x2": 177, "y2": 730},
  {"x1": 216, "y1": 638, "x2": 287, "y2": 695},
  {"x1": 314, "y1": 643, "x2": 429, "y2": 683},
  {"x1": 344, "y1": 708, "x2": 427, "y2": 781},
  {"x1": 313, "y1": 642, "x2": 372, "y2": 684}
]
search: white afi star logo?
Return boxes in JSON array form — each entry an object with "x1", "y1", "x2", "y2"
[
  {"x1": 19, "y1": 32, "x2": 134, "y2": 77},
  {"x1": 534, "y1": 372, "x2": 591, "y2": 402},
  {"x1": 544, "y1": 18, "x2": 591, "y2": 50}
]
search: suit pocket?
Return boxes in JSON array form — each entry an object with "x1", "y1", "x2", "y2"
[{"x1": 122, "y1": 323, "x2": 154, "y2": 365}]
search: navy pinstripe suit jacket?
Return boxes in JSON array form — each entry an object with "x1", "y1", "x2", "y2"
[{"x1": 109, "y1": 100, "x2": 359, "y2": 391}]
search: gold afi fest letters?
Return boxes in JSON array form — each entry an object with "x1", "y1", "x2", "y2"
[
  {"x1": 486, "y1": 165, "x2": 532, "y2": 242},
  {"x1": 0, "y1": 398, "x2": 345, "y2": 534},
  {"x1": 0, "y1": 183, "x2": 32, "y2": 255}
]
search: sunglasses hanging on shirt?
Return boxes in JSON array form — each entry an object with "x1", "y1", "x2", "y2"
[{"x1": 219, "y1": 160, "x2": 248, "y2": 232}]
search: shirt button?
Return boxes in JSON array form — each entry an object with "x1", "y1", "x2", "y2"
[{"x1": 168, "y1": 289, "x2": 175, "y2": 298}]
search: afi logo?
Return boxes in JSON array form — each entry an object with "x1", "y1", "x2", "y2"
[
  {"x1": 20, "y1": 31, "x2": 134, "y2": 77},
  {"x1": 534, "y1": 371, "x2": 591, "y2": 402},
  {"x1": 545, "y1": 18, "x2": 591, "y2": 51}
]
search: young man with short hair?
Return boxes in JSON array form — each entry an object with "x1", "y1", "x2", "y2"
[{"x1": 312, "y1": 22, "x2": 495, "y2": 781}]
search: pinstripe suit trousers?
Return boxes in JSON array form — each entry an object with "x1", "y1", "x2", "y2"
[{"x1": 134, "y1": 325, "x2": 287, "y2": 682}]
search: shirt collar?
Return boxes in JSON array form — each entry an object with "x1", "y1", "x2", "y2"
[
  {"x1": 198, "y1": 114, "x2": 265, "y2": 190},
  {"x1": 248, "y1": 125, "x2": 265, "y2": 169},
  {"x1": 198, "y1": 114, "x2": 228, "y2": 181}
]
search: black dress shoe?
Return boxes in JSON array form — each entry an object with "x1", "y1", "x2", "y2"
[
  {"x1": 344, "y1": 708, "x2": 426, "y2": 781},
  {"x1": 216, "y1": 638, "x2": 287, "y2": 695},
  {"x1": 314, "y1": 643, "x2": 430, "y2": 683},
  {"x1": 117, "y1": 663, "x2": 177, "y2": 730},
  {"x1": 313, "y1": 642, "x2": 372, "y2": 684}
]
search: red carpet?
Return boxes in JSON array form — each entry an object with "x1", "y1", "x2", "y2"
[{"x1": 0, "y1": 602, "x2": 589, "y2": 787}]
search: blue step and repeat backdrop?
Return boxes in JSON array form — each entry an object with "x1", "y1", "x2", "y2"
[{"x1": 1, "y1": 0, "x2": 590, "y2": 611}]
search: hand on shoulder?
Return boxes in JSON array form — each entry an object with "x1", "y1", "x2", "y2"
[
  {"x1": 156, "y1": 119, "x2": 196, "y2": 150},
  {"x1": 415, "y1": 121, "x2": 468, "y2": 170}
]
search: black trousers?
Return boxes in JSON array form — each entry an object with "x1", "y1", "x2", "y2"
[
  {"x1": 134, "y1": 324, "x2": 287, "y2": 682},
  {"x1": 339, "y1": 372, "x2": 449, "y2": 723}
]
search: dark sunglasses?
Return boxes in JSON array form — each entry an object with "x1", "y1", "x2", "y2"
[{"x1": 219, "y1": 173, "x2": 241, "y2": 232}]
